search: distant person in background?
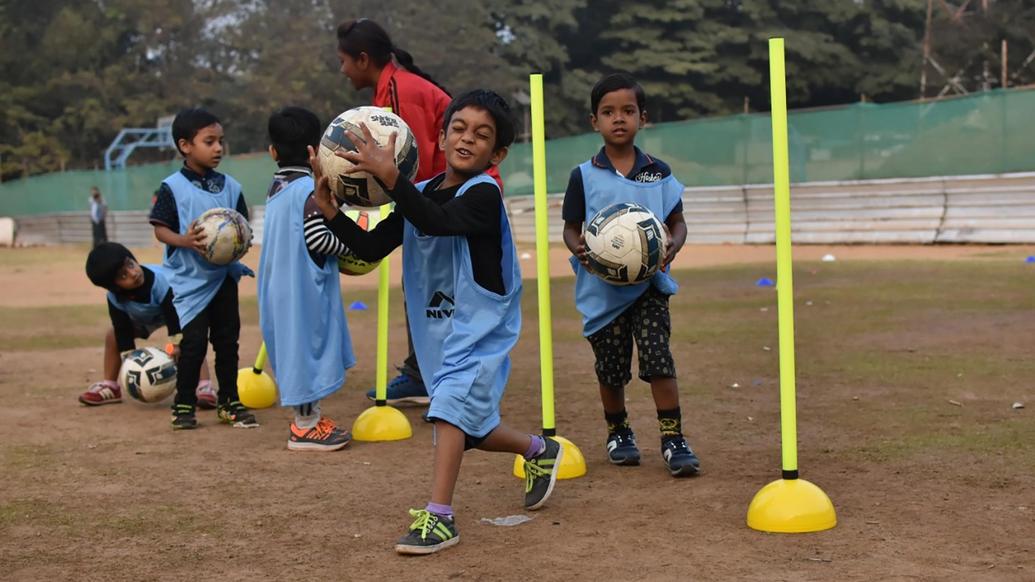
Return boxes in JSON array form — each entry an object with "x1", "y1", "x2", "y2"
[{"x1": 89, "y1": 186, "x2": 108, "y2": 248}]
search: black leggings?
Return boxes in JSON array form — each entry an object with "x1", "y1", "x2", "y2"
[{"x1": 174, "y1": 277, "x2": 240, "y2": 407}]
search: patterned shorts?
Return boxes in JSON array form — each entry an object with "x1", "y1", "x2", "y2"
[{"x1": 586, "y1": 287, "x2": 676, "y2": 388}]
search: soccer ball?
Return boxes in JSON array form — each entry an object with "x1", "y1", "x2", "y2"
[
  {"x1": 337, "y1": 210, "x2": 380, "y2": 276},
  {"x1": 118, "y1": 347, "x2": 177, "y2": 403},
  {"x1": 318, "y1": 106, "x2": 419, "y2": 208},
  {"x1": 195, "y1": 207, "x2": 252, "y2": 265},
  {"x1": 584, "y1": 202, "x2": 668, "y2": 285}
]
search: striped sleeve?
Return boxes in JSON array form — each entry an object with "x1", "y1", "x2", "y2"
[
  {"x1": 302, "y1": 193, "x2": 350, "y2": 257},
  {"x1": 304, "y1": 215, "x2": 351, "y2": 257}
]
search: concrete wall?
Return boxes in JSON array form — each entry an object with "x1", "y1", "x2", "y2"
[{"x1": 11, "y1": 173, "x2": 1035, "y2": 247}]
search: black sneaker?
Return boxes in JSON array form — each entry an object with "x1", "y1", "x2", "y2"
[
  {"x1": 217, "y1": 401, "x2": 259, "y2": 428},
  {"x1": 171, "y1": 404, "x2": 198, "y2": 430},
  {"x1": 662, "y1": 437, "x2": 700, "y2": 477},
  {"x1": 523, "y1": 437, "x2": 563, "y2": 510},
  {"x1": 606, "y1": 428, "x2": 641, "y2": 466},
  {"x1": 394, "y1": 509, "x2": 459, "y2": 555}
]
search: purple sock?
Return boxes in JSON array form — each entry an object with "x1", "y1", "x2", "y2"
[
  {"x1": 523, "y1": 435, "x2": 546, "y2": 460},
  {"x1": 425, "y1": 502, "x2": 453, "y2": 518}
]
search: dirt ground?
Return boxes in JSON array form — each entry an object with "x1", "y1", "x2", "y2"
[{"x1": 2, "y1": 244, "x2": 1034, "y2": 581}]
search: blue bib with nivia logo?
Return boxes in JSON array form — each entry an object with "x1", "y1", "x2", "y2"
[
  {"x1": 402, "y1": 174, "x2": 522, "y2": 438},
  {"x1": 258, "y1": 173, "x2": 355, "y2": 406},
  {"x1": 570, "y1": 160, "x2": 683, "y2": 336}
]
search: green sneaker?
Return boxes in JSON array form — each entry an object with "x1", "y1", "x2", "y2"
[
  {"x1": 523, "y1": 436, "x2": 563, "y2": 510},
  {"x1": 394, "y1": 509, "x2": 459, "y2": 555},
  {"x1": 171, "y1": 404, "x2": 198, "y2": 430},
  {"x1": 217, "y1": 401, "x2": 259, "y2": 428}
]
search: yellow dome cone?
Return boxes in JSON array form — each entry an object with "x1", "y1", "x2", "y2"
[
  {"x1": 747, "y1": 478, "x2": 837, "y2": 533},
  {"x1": 237, "y1": 343, "x2": 277, "y2": 409},
  {"x1": 352, "y1": 404, "x2": 412, "y2": 441},
  {"x1": 512, "y1": 435, "x2": 586, "y2": 480}
]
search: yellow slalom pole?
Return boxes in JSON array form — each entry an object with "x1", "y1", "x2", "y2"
[
  {"x1": 513, "y1": 73, "x2": 586, "y2": 480},
  {"x1": 746, "y1": 38, "x2": 835, "y2": 533},
  {"x1": 375, "y1": 203, "x2": 392, "y2": 403},
  {"x1": 255, "y1": 343, "x2": 268, "y2": 370},
  {"x1": 770, "y1": 40, "x2": 798, "y2": 477},
  {"x1": 351, "y1": 111, "x2": 412, "y2": 441},
  {"x1": 531, "y1": 75, "x2": 557, "y2": 434}
]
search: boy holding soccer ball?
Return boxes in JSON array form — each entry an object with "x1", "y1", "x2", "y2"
[
  {"x1": 311, "y1": 90, "x2": 562, "y2": 555},
  {"x1": 81, "y1": 242, "x2": 214, "y2": 407},
  {"x1": 149, "y1": 108, "x2": 256, "y2": 430},
  {"x1": 562, "y1": 73, "x2": 699, "y2": 477},
  {"x1": 257, "y1": 106, "x2": 356, "y2": 451}
]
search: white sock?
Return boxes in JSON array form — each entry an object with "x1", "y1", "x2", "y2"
[{"x1": 294, "y1": 401, "x2": 321, "y2": 429}]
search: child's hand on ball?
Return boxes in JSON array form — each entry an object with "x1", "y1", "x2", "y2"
[
  {"x1": 662, "y1": 238, "x2": 676, "y2": 269},
  {"x1": 188, "y1": 222, "x2": 207, "y2": 254},
  {"x1": 661, "y1": 223, "x2": 676, "y2": 269},
  {"x1": 309, "y1": 145, "x2": 339, "y2": 220},
  {"x1": 339, "y1": 123, "x2": 400, "y2": 191},
  {"x1": 574, "y1": 233, "x2": 590, "y2": 266}
]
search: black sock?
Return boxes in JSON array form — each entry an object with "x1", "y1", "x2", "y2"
[
  {"x1": 657, "y1": 407, "x2": 682, "y2": 442},
  {"x1": 605, "y1": 410, "x2": 630, "y2": 434}
]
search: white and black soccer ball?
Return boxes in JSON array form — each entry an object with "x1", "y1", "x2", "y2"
[
  {"x1": 195, "y1": 207, "x2": 252, "y2": 265},
  {"x1": 318, "y1": 106, "x2": 419, "y2": 208},
  {"x1": 118, "y1": 347, "x2": 177, "y2": 403},
  {"x1": 584, "y1": 202, "x2": 668, "y2": 286}
]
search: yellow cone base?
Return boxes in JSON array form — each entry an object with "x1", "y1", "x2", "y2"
[
  {"x1": 747, "y1": 478, "x2": 837, "y2": 533},
  {"x1": 512, "y1": 435, "x2": 587, "y2": 480},
  {"x1": 351, "y1": 405, "x2": 413, "y2": 442},
  {"x1": 236, "y1": 368, "x2": 278, "y2": 409}
]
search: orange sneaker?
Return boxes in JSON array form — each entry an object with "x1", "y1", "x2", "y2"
[{"x1": 287, "y1": 417, "x2": 351, "y2": 451}]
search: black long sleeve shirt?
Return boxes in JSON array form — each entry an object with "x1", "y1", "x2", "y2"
[{"x1": 326, "y1": 174, "x2": 505, "y2": 295}]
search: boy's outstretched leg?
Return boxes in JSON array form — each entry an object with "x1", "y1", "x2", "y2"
[
  {"x1": 395, "y1": 420, "x2": 464, "y2": 555},
  {"x1": 650, "y1": 377, "x2": 700, "y2": 477},
  {"x1": 80, "y1": 328, "x2": 123, "y2": 406},
  {"x1": 478, "y1": 425, "x2": 562, "y2": 510}
]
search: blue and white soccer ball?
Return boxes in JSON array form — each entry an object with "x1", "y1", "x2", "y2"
[
  {"x1": 118, "y1": 347, "x2": 177, "y2": 403},
  {"x1": 584, "y1": 202, "x2": 668, "y2": 286}
]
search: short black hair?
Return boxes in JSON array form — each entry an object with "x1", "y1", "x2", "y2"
[
  {"x1": 172, "y1": 108, "x2": 221, "y2": 156},
  {"x1": 442, "y1": 89, "x2": 515, "y2": 150},
  {"x1": 268, "y1": 107, "x2": 322, "y2": 167},
  {"x1": 85, "y1": 242, "x2": 135, "y2": 290},
  {"x1": 590, "y1": 73, "x2": 646, "y2": 115}
]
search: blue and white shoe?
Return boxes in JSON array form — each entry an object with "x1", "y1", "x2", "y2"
[
  {"x1": 662, "y1": 437, "x2": 700, "y2": 477},
  {"x1": 606, "y1": 428, "x2": 641, "y2": 466},
  {"x1": 365, "y1": 373, "x2": 429, "y2": 405}
]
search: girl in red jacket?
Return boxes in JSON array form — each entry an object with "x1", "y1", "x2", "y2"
[{"x1": 336, "y1": 18, "x2": 503, "y2": 405}]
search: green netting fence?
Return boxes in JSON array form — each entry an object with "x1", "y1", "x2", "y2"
[{"x1": 3, "y1": 88, "x2": 1034, "y2": 216}]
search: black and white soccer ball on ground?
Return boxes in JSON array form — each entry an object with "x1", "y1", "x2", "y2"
[
  {"x1": 584, "y1": 202, "x2": 668, "y2": 285},
  {"x1": 318, "y1": 106, "x2": 419, "y2": 208},
  {"x1": 118, "y1": 347, "x2": 177, "y2": 403}
]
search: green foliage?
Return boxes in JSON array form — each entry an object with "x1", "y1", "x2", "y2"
[{"x1": 0, "y1": 0, "x2": 1022, "y2": 179}]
